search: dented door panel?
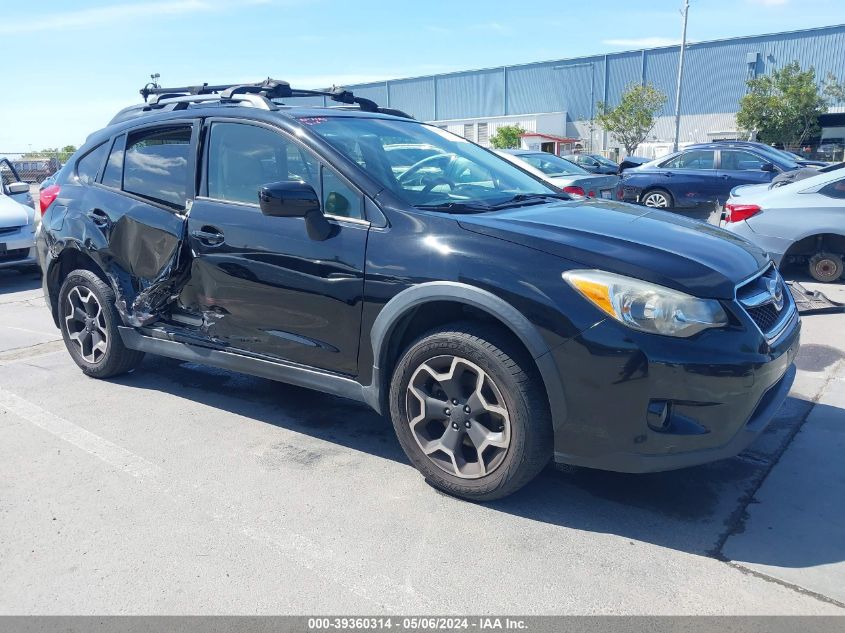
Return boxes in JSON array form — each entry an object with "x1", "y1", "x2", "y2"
[
  {"x1": 82, "y1": 184, "x2": 188, "y2": 326},
  {"x1": 178, "y1": 198, "x2": 368, "y2": 376}
]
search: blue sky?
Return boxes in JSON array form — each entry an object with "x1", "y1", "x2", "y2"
[{"x1": 2, "y1": 0, "x2": 844, "y2": 149}]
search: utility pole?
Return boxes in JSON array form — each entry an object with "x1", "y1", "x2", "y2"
[{"x1": 672, "y1": 0, "x2": 690, "y2": 152}]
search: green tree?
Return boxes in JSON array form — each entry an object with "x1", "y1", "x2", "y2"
[
  {"x1": 824, "y1": 72, "x2": 845, "y2": 104},
  {"x1": 736, "y1": 62, "x2": 828, "y2": 148},
  {"x1": 489, "y1": 125, "x2": 525, "y2": 149},
  {"x1": 595, "y1": 83, "x2": 667, "y2": 156}
]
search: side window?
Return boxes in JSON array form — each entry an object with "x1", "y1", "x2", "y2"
[
  {"x1": 819, "y1": 179, "x2": 845, "y2": 200},
  {"x1": 124, "y1": 126, "x2": 192, "y2": 208},
  {"x1": 207, "y1": 122, "x2": 319, "y2": 205},
  {"x1": 101, "y1": 134, "x2": 126, "y2": 189},
  {"x1": 75, "y1": 143, "x2": 109, "y2": 185},
  {"x1": 321, "y1": 168, "x2": 363, "y2": 219},
  {"x1": 662, "y1": 150, "x2": 715, "y2": 170},
  {"x1": 721, "y1": 150, "x2": 767, "y2": 171}
]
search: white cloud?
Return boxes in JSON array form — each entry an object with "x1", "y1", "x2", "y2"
[
  {"x1": 0, "y1": 0, "x2": 280, "y2": 35},
  {"x1": 602, "y1": 37, "x2": 681, "y2": 48}
]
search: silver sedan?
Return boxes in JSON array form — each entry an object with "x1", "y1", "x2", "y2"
[
  {"x1": 721, "y1": 168, "x2": 845, "y2": 283},
  {"x1": 494, "y1": 149, "x2": 622, "y2": 201}
]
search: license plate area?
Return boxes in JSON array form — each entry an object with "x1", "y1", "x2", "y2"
[{"x1": 600, "y1": 190, "x2": 612, "y2": 199}]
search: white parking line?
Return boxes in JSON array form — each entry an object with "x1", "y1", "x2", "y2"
[
  {"x1": 0, "y1": 388, "x2": 161, "y2": 479},
  {"x1": 0, "y1": 387, "x2": 432, "y2": 612}
]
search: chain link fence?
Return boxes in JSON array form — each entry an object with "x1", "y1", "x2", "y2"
[{"x1": 0, "y1": 150, "x2": 70, "y2": 188}]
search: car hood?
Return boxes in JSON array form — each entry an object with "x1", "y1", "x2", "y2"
[
  {"x1": 457, "y1": 200, "x2": 769, "y2": 299},
  {"x1": 0, "y1": 194, "x2": 33, "y2": 229}
]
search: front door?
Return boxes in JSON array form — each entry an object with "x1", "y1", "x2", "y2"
[
  {"x1": 717, "y1": 149, "x2": 777, "y2": 202},
  {"x1": 658, "y1": 149, "x2": 720, "y2": 206},
  {"x1": 180, "y1": 119, "x2": 368, "y2": 376}
]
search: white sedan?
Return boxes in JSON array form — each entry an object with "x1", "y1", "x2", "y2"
[{"x1": 0, "y1": 179, "x2": 39, "y2": 272}]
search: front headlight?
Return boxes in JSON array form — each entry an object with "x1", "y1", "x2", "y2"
[{"x1": 563, "y1": 269, "x2": 728, "y2": 337}]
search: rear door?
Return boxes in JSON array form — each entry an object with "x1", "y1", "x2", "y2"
[
  {"x1": 83, "y1": 121, "x2": 198, "y2": 324},
  {"x1": 657, "y1": 149, "x2": 720, "y2": 206},
  {"x1": 179, "y1": 118, "x2": 368, "y2": 376},
  {"x1": 717, "y1": 149, "x2": 775, "y2": 201}
]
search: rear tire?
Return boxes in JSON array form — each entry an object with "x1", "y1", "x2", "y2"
[
  {"x1": 58, "y1": 269, "x2": 145, "y2": 378},
  {"x1": 808, "y1": 253, "x2": 844, "y2": 283},
  {"x1": 641, "y1": 188, "x2": 673, "y2": 209},
  {"x1": 389, "y1": 322, "x2": 552, "y2": 501}
]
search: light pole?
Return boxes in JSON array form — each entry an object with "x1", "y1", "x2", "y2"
[{"x1": 672, "y1": 0, "x2": 690, "y2": 152}]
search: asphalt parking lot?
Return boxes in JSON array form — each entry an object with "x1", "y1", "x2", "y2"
[{"x1": 1, "y1": 265, "x2": 843, "y2": 615}]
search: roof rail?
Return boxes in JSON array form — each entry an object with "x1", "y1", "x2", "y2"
[{"x1": 138, "y1": 77, "x2": 413, "y2": 118}]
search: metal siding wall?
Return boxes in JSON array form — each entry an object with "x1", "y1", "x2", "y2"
[
  {"x1": 606, "y1": 52, "x2": 642, "y2": 107},
  {"x1": 388, "y1": 78, "x2": 436, "y2": 121},
  {"x1": 642, "y1": 48, "x2": 678, "y2": 117},
  {"x1": 435, "y1": 69, "x2": 504, "y2": 120},
  {"x1": 507, "y1": 57, "x2": 603, "y2": 120},
  {"x1": 345, "y1": 25, "x2": 845, "y2": 123}
]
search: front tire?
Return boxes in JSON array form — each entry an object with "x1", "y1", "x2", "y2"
[
  {"x1": 808, "y1": 253, "x2": 844, "y2": 283},
  {"x1": 641, "y1": 188, "x2": 673, "y2": 209},
  {"x1": 389, "y1": 322, "x2": 552, "y2": 501},
  {"x1": 58, "y1": 269, "x2": 145, "y2": 378}
]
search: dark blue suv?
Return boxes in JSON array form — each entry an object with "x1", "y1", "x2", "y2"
[{"x1": 622, "y1": 142, "x2": 800, "y2": 209}]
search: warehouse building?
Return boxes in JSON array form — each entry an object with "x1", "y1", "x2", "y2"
[{"x1": 333, "y1": 24, "x2": 845, "y2": 159}]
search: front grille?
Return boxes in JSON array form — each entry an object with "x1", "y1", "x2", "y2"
[
  {"x1": 736, "y1": 265, "x2": 795, "y2": 340},
  {"x1": 0, "y1": 248, "x2": 29, "y2": 263},
  {"x1": 745, "y1": 303, "x2": 783, "y2": 332},
  {"x1": 0, "y1": 226, "x2": 22, "y2": 237}
]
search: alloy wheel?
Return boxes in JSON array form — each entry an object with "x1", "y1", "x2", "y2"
[
  {"x1": 406, "y1": 355, "x2": 511, "y2": 479},
  {"x1": 64, "y1": 286, "x2": 109, "y2": 364},
  {"x1": 642, "y1": 191, "x2": 670, "y2": 208}
]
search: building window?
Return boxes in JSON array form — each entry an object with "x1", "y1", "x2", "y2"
[{"x1": 477, "y1": 123, "x2": 489, "y2": 146}]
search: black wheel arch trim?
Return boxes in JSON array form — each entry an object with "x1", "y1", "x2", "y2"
[{"x1": 364, "y1": 281, "x2": 568, "y2": 430}]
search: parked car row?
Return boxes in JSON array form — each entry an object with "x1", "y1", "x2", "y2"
[{"x1": 35, "y1": 79, "x2": 801, "y2": 501}]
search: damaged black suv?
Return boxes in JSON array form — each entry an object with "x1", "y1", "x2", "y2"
[{"x1": 38, "y1": 80, "x2": 800, "y2": 500}]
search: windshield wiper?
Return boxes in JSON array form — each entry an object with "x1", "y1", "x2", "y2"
[
  {"x1": 487, "y1": 193, "x2": 571, "y2": 209},
  {"x1": 414, "y1": 201, "x2": 493, "y2": 213}
]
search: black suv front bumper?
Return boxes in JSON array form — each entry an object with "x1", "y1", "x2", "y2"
[{"x1": 548, "y1": 308, "x2": 801, "y2": 473}]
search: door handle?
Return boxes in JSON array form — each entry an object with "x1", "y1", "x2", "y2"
[
  {"x1": 664, "y1": 171, "x2": 674, "y2": 177},
  {"x1": 191, "y1": 227, "x2": 225, "y2": 246},
  {"x1": 87, "y1": 208, "x2": 110, "y2": 227}
]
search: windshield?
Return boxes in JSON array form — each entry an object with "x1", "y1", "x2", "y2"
[
  {"x1": 518, "y1": 153, "x2": 590, "y2": 177},
  {"x1": 299, "y1": 117, "x2": 557, "y2": 210}
]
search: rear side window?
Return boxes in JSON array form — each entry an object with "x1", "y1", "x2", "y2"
[
  {"x1": 819, "y1": 179, "x2": 845, "y2": 200},
  {"x1": 101, "y1": 134, "x2": 126, "y2": 189},
  {"x1": 76, "y1": 143, "x2": 109, "y2": 185},
  {"x1": 124, "y1": 126, "x2": 192, "y2": 208},
  {"x1": 661, "y1": 150, "x2": 715, "y2": 170}
]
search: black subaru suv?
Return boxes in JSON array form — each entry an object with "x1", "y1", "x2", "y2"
[{"x1": 37, "y1": 80, "x2": 800, "y2": 500}]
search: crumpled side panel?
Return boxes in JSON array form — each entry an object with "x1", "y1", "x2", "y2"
[{"x1": 104, "y1": 214, "x2": 189, "y2": 327}]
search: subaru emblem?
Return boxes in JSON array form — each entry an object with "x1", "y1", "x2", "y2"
[{"x1": 766, "y1": 278, "x2": 784, "y2": 312}]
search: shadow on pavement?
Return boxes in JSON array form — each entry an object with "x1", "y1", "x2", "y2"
[
  {"x1": 107, "y1": 353, "x2": 845, "y2": 569},
  {"x1": 0, "y1": 268, "x2": 41, "y2": 294}
]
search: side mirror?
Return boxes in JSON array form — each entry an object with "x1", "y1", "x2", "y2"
[
  {"x1": 259, "y1": 180, "x2": 320, "y2": 217},
  {"x1": 761, "y1": 162, "x2": 776, "y2": 172},
  {"x1": 7, "y1": 182, "x2": 29, "y2": 194},
  {"x1": 258, "y1": 180, "x2": 332, "y2": 241}
]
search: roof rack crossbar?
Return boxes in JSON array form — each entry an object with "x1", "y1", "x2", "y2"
[
  {"x1": 146, "y1": 93, "x2": 275, "y2": 111},
  {"x1": 139, "y1": 78, "x2": 413, "y2": 118}
]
